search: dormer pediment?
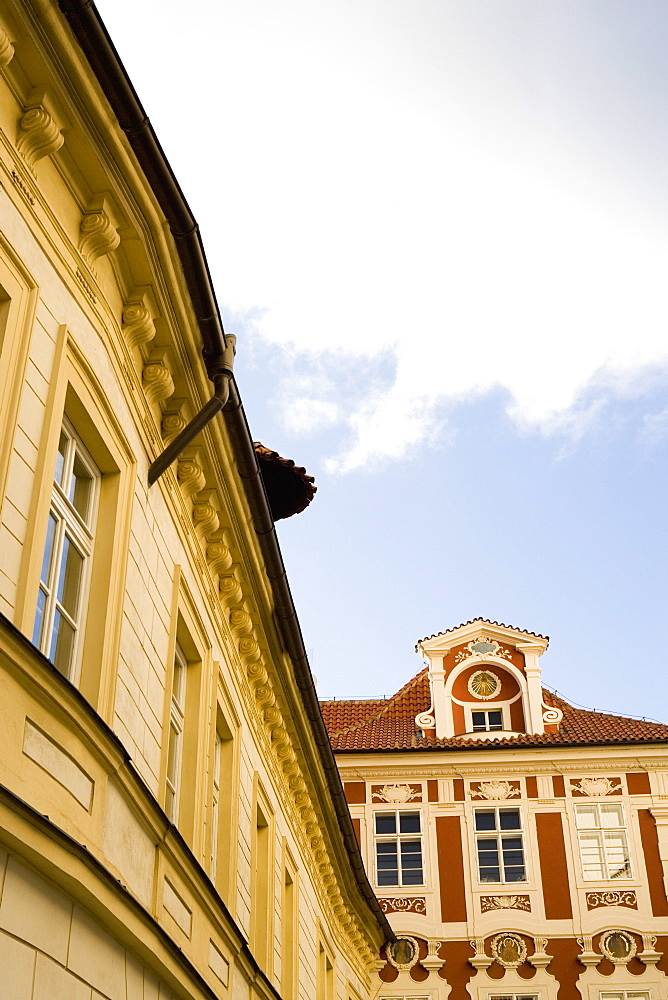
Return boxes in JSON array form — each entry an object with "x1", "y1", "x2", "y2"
[{"x1": 415, "y1": 619, "x2": 554, "y2": 739}]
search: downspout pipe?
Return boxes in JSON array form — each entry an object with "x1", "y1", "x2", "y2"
[
  {"x1": 148, "y1": 338, "x2": 236, "y2": 486},
  {"x1": 58, "y1": 0, "x2": 394, "y2": 945}
]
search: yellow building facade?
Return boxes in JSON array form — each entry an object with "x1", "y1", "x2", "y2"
[{"x1": 0, "y1": 2, "x2": 390, "y2": 998}]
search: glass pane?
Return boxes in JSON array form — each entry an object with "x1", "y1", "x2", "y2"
[
  {"x1": 167, "y1": 723, "x2": 180, "y2": 785},
  {"x1": 55, "y1": 430, "x2": 68, "y2": 486},
  {"x1": 605, "y1": 832, "x2": 630, "y2": 878},
  {"x1": 499, "y1": 810, "x2": 521, "y2": 830},
  {"x1": 375, "y1": 814, "x2": 396, "y2": 835},
  {"x1": 505, "y1": 867, "x2": 526, "y2": 882},
  {"x1": 472, "y1": 711, "x2": 486, "y2": 730},
  {"x1": 579, "y1": 832, "x2": 604, "y2": 879},
  {"x1": 402, "y1": 867, "x2": 423, "y2": 885},
  {"x1": 50, "y1": 611, "x2": 76, "y2": 677},
  {"x1": 377, "y1": 870, "x2": 399, "y2": 886},
  {"x1": 40, "y1": 514, "x2": 57, "y2": 585},
  {"x1": 32, "y1": 587, "x2": 47, "y2": 646},
  {"x1": 69, "y1": 451, "x2": 93, "y2": 521},
  {"x1": 475, "y1": 811, "x2": 496, "y2": 831},
  {"x1": 600, "y1": 803, "x2": 624, "y2": 828},
  {"x1": 400, "y1": 841, "x2": 422, "y2": 866},
  {"x1": 399, "y1": 813, "x2": 420, "y2": 833},
  {"x1": 56, "y1": 536, "x2": 84, "y2": 618},
  {"x1": 575, "y1": 804, "x2": 598, "y2": 829},
  {"x1": 488, "y1": 711, "x2": 503, "y2": 730}
]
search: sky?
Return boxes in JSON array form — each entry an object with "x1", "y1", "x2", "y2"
[{"x1": 98, "y1": 0, "x2": 668, "y2": 719}]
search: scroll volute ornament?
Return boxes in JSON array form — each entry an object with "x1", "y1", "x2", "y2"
[
  {"x1": 16, "y1": 88, "x2": 68, "y2": 172},
  {"x1": 122, "y1": 288, "x2": 158, "y2": 352},
  {"x1": 0, "y1": 22, "x2": 14, "y2": 67},
  {"x1": 79, "y1": 193, "x2": 122, "y2": 265}
]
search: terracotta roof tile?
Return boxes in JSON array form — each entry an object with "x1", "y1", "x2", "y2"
[{"x1": 320, "y1": 670, "x2": 668, "y2": 752}]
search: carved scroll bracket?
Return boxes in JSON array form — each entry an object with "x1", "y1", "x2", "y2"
[
  {"x1": 16, "y1": 87, "x2": 69, "y2": 172},
  {"x1": 122, "y1": 286, "x2": 159, "y2": 352},
  {"x1": 79, "y1": 193, "x2": 122, "y2": 266},
  {"x1": 0, "y1": 21, "x2": 14, "y2": 68}
]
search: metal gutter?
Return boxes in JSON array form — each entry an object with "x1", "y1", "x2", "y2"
[{"x1": 57, "y1": 0, "x2": 393, "y2": 944}]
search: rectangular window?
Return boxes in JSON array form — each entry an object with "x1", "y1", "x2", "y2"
[
  {"x1": 575, "y1": 803, "x2": 632, "y2": 880},
  {"x1": 32, "y1": 419, "x2": 98, "y2": 681},
  {"x1": 475, "y1": 807, "x2": 526, "y2": 883},
  {"x1": 471, "y1": 709, "x2": 504, "y2": 732},
  {"x1": 374, "y1": 811, "x2": 423, "y2": 887},
  {"x1": 600, "y1": 993, "x2": 650, "y2": 1000},
  {"x1": 490, "y1": 995, "x2": 539, "y2": 1000},
  {"x1": 165, "y1": 642, "x2": 187, "y2": 822}
]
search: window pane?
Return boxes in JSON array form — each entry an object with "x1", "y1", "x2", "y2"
[
  {"x1": 472, "y1": 711, "x2": 486, "y2": 730},
  {"x1": 32, "y1": 587, "x2": 47, "y2": 646},
  {"x1": 475, "y1": 811, "x2": 496, "y2": 831},
  {"x1": 57, "y1": 536, "x2": 84, "y2": 618},
  {"x1": 499, "y1": 810, "x2": 521, "y2": 830},
  {"x1": 399, "y1": 813, "x2": 420, "y2": 833},
  {"x1": 400, "y1": 841, "x2": 422, "y2": 865},
  {"x1": 50, "y1": 611, "x2": 76, "y2": 677},
  {"x1": 402, "y1": 867, "x2": 424, "y2": 885},
  {"x1": 375, "y1": 814, "x2": 396, "y2": 835},
  {"x1": 504, "y1": 866, "x2": 526, "y2": 882},
  {"x1": 377, "y1": 870, "x2": 399, "y2": 886},
  {"x1": 69, "y1": 451, "x2": 93, "y2": 521},
  {"x1": 600, "y1": 804, "x2": 624, "y2": 828},
  {"x1": 488, "y1": 711, "x2": 503, "y2": 729},
  {"x1": 55, "y1": 430, "x2": 68, "y2": 486},
  {"x1": 575, "y1": 804, "x2": 598, "y2": 829},
  {"x1": 40, "y1": 514, "x2": 57, "y2": 585},
  {"x1": 579, "y1": 832, "x2": 605, "y2": 879}
]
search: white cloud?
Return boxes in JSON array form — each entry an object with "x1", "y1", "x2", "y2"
[{"x1": 98, "y1": 0, "x2": 668, "y2": 472}]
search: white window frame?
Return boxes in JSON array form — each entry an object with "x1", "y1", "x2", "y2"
[
  {"x1": 600, "y1": 992, "x2": 650, "y2": 1000},
  {"x1": 468, "y1": 704, "x2": 507, "y2": 733},
  {"x1": 474, "y1": 806, "x2": 527, "y2": 884},
  {"x1": 489, "y1": 994, "x2": 540, "y2": 1000},
  {"x1": 165, "y1": 643, "x2": 187, "y2": 823},
  {"x1": 373, "y1": 809, "x2": 424, "y2": 889},
  {"x1": 574, "y1": 802, "x2": 633, "y2": 881},
  {"x1": 32, "y1": 418, "x2": 99, "y2": 683}
]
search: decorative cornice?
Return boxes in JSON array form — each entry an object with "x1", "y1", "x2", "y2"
[
  {"x1": 122, "y1": 298, "x2": 156, "y2": 350},
  {"x1": 480, "y1": 894, "x2": 530, "y2": 912},
  {"x1": 176, "y1": 453, "x2": 206, "y2": 498},
  {"x1": 585, "y1": 890, "x2": 637, "y2": 910},
  {"x1": 161, "y1": 400, "x2": 188, "y2": 445},
  {"x1": 79, "y1": 202, "x2": 120, "y2": 263},
  {"x1": 142, "y1": 361, "x2": 174, "y2": 407},
  {"x1": 192, "y1": 489, "x2": 220, "y2": 541},
  {"x1": 470, "y1": 779, "x2": 520, "y2": 800},
  {"x1": 0, "y1": 22, "x2": 14, "y2": 67},
  {"x1": 378, "y1": 896, "x2": 426, "y2": 915},
  {"x1": 17, "y1": 104, "x2": 64, "y2": 171},
  {"x1": 206, "y1": 539, "x2": 233, "y2": 576}
]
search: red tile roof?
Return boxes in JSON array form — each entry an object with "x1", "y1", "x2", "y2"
[{"x1": 320, "y1": 668, "x2": 668, "y2": 752}]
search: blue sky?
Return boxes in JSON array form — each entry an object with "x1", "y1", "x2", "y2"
[{"x1": 98, "y1": 1, "x2": 668, "y2": 719}]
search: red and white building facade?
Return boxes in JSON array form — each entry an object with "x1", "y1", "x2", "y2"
[{"x1": 321, "y1": 619, "x2": 668, "y2": 1000}]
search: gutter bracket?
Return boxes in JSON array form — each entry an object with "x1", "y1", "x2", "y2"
[{"x1": 148, "y1": 336, "x2": 236, "y2": 486}]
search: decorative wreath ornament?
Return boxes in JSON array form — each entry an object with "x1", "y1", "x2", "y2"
[
  {"x1": 491, "y1": 933, "x2": 527, "y2": 968},
  {"x1": 468, "y1": 669, "x2": 501, "y2": 700},
  {"x1": 599, "y1": 930, "x2": 637, "y2": 964},
  {"x1": 386, "y1": 936, "x2": 420, "y2": 970}
]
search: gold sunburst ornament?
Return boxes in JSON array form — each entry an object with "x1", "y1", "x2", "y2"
[{"x1": 468, "y1": 669, "x2": 501, "y2": 700}]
